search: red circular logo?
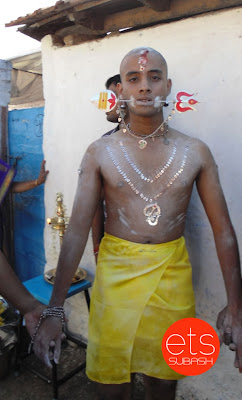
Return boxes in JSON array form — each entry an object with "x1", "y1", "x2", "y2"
[{"x1": 162, "y1": 318, "x2": 220, "y2": 376}]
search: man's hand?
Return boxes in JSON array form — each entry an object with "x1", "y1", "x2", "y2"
[
  {"x1": 32, "y1": 317, "x2": 66, "y2": 368},
  {"x1": 36, "y1": 160, "x2": 49, "y2": 185},
  {"x1": 216, "y1": 305, "x2": 242, "y2": 371},
  {"x1": 24, "y1": 302, "x2": 46, "y2": 337},
  {"x1": 217, "y1": 306, "x2": 232, "y2": 345}
]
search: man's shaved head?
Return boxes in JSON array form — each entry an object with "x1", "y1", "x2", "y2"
[{"x1": 120, "y1": 47, "x2": 168, "y2": 79}]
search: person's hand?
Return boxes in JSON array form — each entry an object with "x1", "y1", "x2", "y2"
[
  {"x1": 217, "y1": 306, "x2": 233, "y2": 345},
  {"x1": 33, "y1": 317, "x2": 65, "y2": 368},
  {"x1": 36, "y1": 160, "x2": 49, "y2": 185},
  {"x1": 228, "y1": 308, "x2": 242, "y2": 371},
  {"x1": 216, "y1": 305, "x2": 242, "y2": 371},
  {"x1": 24, "y1": 302, "x2": 46, "y2": 337}
]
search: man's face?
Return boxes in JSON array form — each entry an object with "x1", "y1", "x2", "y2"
[
  {"x1": 118, "y1": 52, "x2": 171, "y2": 118},
  {"x1": 106, "y1": 82, "x2": 119, "y2": 123}
]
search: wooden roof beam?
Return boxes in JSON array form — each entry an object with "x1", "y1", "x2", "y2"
[
  {"x1": 68, "y1": 11, "x2": 105, "y2": 31},
  {"x1": 73, "y1": 0, "x2": 117, "y2": 13},
  {"x1": 103, "y1": 0, "x2": 242, "y2": 32},
  {"x1": 55, "y1": 23, "x2": 105, "y2": 38},
  {"x1": 137, "y1": 0, "x2": 170, "y2": 12},
  {"x1": 17, "y1": 9, "x2": 105, "y2": 41},
  {"x1": 5, "y1": 1, "x2": 73, "y2": 27},
  {"x1": 8, "y1": 0, "x2": 242, "y2": 44},
  {"x1": 5, "y1": 0, "x2": 112, "y2": 28}
]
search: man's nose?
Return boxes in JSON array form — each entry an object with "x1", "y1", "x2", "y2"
[{"x1": 139, "y1": 77, "x2": 151, "y2": 92}]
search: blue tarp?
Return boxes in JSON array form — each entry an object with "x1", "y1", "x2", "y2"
[{"x1": 8, "y1": 107, "x2": 46, "y2": 281}]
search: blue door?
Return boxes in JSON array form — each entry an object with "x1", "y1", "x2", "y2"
[{"x1": 8, "y1": 107, "x2": 46, "y2": 281}]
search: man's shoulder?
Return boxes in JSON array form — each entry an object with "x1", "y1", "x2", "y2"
[
  {"x1": 186, "y1": 135, "x2": 211, "y2": 155},
  {"x1": 173, "y1": 129, "x2": 210, "y2": 151},
  {"x1": 86, "y1": 134, "x2": 115, "y2": 155},
  {"x1": 172, "y1": 129, "x2": 214, "y2": 169},
  {"x1": 102, "y1": 125, "x2": 119, "y2": 137}
]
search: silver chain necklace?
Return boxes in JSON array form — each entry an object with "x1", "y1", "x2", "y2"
[
  {"x1": 123, "y1": 121, "x2": 169, "y2": 148},
  {"x1": 119, "y1": 141, "x2": 177, "y2": 183},
  {"x1": 106, "y1": 145, "x2": 189, "y2": 226}
]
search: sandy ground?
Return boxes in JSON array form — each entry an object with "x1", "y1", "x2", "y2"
[
  {"x1": 1, "y1": 328, "x2": 240, "y2": 400},
  {"x1": 0, "y1": 339, "x2": 194, "y2": 400},
  {"x1": 0, "y1": 334, "x2": 145, "y2": 400},
  {"x1": 0, "y1": 341, "x2": 203, "y2": 400}
]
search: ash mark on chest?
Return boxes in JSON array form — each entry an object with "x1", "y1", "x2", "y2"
[{"x1": 117, "y1": 181, "x2": 125, "y2": 188}]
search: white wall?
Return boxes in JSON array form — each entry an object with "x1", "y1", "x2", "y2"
[{"x1": 41, "y1": 7, "x2": 242, "y2": 399}]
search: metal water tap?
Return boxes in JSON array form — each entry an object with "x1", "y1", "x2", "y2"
[{"x1": 47, "y1": 193, "x2": 69, "y2": 246}]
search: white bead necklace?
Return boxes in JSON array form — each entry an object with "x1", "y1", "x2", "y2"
[
  {"x1": 119, "y1": 141, "x2": 177, "y2": 183},
  {"x1": 106, "y1": 144, "x2": 189, "y2": 226}
]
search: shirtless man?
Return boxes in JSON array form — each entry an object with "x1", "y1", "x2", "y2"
[
  {"x1": 105, "y1": 74, "x2": 122, "y2": 125},
  {"x1": 92, "y1": 74, "x2": 128, "y2": 260},
  {"x1": 32, "y1": 48, "x2": 242, "y2": 400}
]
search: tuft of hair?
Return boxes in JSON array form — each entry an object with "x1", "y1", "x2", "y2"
[{"x1": 105, "y1": 74, "x2": 121, "y2": 89}]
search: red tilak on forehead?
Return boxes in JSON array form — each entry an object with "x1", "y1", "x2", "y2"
[{"x1": 138, "y1": 50, "x2": 149, "y2": 71}]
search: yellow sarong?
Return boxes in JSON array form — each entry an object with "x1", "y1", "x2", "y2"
[{"x1": 86, "y1": 233, "x2": 195, "y2": 384}]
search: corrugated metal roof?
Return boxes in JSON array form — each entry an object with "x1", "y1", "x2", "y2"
[
  {"x1": 8, "y1": 52, "x2": 44, "y2": 107},
  {"x1": 9, "y1": 52, "x2": 42, "y2": 75}
]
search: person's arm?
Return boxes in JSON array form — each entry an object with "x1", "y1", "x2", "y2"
[
  {"x1": 11, "y1": 160, "x2": 49, "y2": 193},
  {"x1": 0, "y1": 250, "x2": 45, "y2": 336},
  {"x1": 91, "y1": 191, "x2": 105, "y2": 263},
  {"x1": 216, "y1": 276, "x2": 242, "y2": 355},
  {"x1": 33, "y1": 143, "x2": 102, "y2": 367},
  {"x1": 196, "y1": 143, "x2": 242, "y2": 372}
]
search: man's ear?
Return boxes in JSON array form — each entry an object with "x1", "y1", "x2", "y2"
[
  {"x1": 167, "y1": 79, "x2": 172, "y2": 96},
  {"x1": 117, "y1": 82, "x2": 123, "y2": 96}
]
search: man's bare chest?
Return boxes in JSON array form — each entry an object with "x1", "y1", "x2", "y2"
[{"x1": 101, "y1": 139, "x2": 198, "y2": 226}]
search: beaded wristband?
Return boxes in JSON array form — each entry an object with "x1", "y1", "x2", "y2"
[{"x1": 28, "y1": 306, "x2": 65, "y2": 354}]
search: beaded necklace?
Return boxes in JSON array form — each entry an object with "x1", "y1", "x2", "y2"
[
  {"x1": 122, "y1": 121, "x2": 169, "y2": 149},
  {"x1": 106, "y1": 144, "x2": 189, "y2": 226},
  {"x1": 119, "y1": 141, "x2": 177, "y2": 183}
]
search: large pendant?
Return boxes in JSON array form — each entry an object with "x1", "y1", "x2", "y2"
[
  {"x1": 143, "y1": 203, "x2": 161, "y2": 226},
  {"x1": 139, "y1": 139, "x2": 147, "y2": 149}
]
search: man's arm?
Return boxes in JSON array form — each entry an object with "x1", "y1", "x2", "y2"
[
  {"x1": 11, "y1": 160, "x2": 49, "y2": 193},
  {"x1": 0, "y1": 250, "x2": 45, "y2": 336},
  {"x1": 196, "y1": 143, "x2": 242, "y2": 371},
  {"x1": 216, "y1": 276, "x2": 242, "y2": 368},
  {"x1": 33, "y1": 143, "x2": 102, "y2": 366},
  {"x1": 91, "y1": 192, "x2": 105, "y2": 263}
]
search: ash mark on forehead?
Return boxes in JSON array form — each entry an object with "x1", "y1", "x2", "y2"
[
  {"x1": 138, "y1": 50, "x2": 149, "y2": 71},
  {"x1": 120, "y1": 47, "x2": 168, "y2": 78},
  {"x1": 140, "y1": 49, "x2": 149, "y2": 55}
]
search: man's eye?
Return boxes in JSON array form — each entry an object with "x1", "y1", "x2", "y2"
[
  {"x1": 151, "y1": 76, "x2": 160, "y2": 80},
  {"x1": 129, "y1": 77, "x2": 138, "y2": 82}
]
